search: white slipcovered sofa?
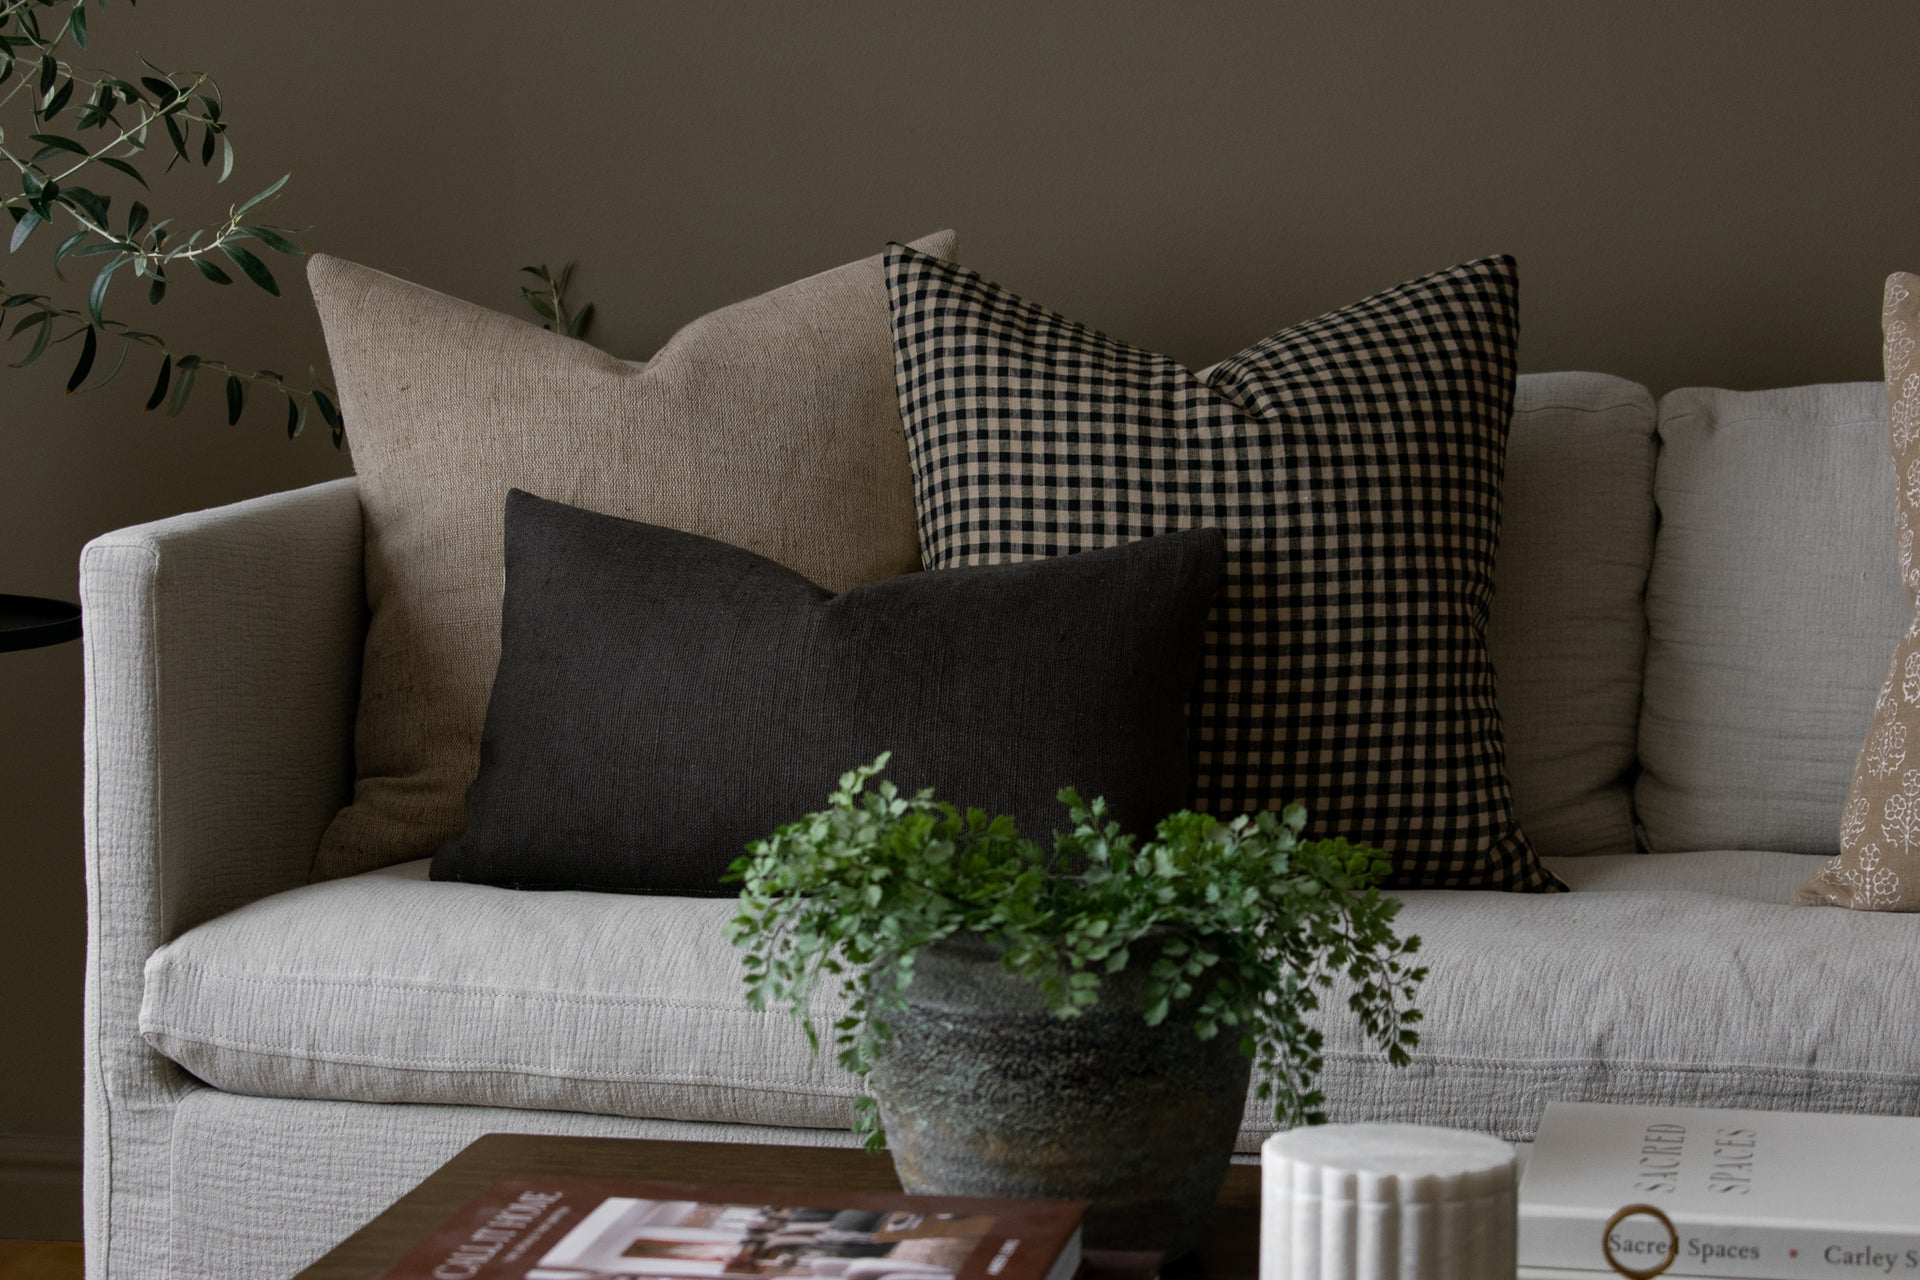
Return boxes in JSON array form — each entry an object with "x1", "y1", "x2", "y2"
[{"x1": 81, "y1": 372, "x2": 1920, "y2": 1280}]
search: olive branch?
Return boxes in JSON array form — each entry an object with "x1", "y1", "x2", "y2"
[{"x1": 0, "y1": 1, "x2": 337, "y2": 439}]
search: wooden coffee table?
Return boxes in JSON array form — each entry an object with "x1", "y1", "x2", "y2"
[{"x1": 292, "y1": 1133, "x2": 1262, "y2": 1280}]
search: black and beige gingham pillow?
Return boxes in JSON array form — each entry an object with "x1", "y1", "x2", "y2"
[{"x1": 886, "y1": 244, "x2": 1561, "y2": 892}]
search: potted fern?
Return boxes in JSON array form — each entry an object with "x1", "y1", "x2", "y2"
[{"x1": 725, "y1": 755, "x2": 1427, "y2": 1255}]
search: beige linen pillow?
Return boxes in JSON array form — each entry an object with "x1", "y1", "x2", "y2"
[
  {"x1": 1798, "y1": 271, "x2": 1920, "y2": 910},
  {"x1": 309, "y1": 232, "x2": 956, "y2": 881}
]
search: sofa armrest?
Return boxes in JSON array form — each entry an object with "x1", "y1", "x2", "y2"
[
  {"x1": 82, "y1": 476, "x2": 366, "y2": 937},
  {"x1": 80, "y1": 476, "x2": 364, "y2": 1278}
]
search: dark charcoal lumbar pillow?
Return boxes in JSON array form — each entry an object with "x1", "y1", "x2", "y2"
[
  {"x1": 887, "y1": 243, "x2": 1560, "y2": 892},
  {"x1": 431, "y1": 489, "x2": 1224, "y2": 895}
]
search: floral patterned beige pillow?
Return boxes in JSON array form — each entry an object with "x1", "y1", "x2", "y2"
[{"x1": 1797, "y1": 270, "x2": 1920, "y2": 910}]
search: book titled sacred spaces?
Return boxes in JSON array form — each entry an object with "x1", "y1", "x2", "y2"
[
  {"x1": 373, "y1": 1176, "x2": 1086, "y2": 1280},
  {"x1": 1519, "y1": 1102, "x2": 1920, "y2": 1279}
]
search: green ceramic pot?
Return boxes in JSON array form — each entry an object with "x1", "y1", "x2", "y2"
[{"x1": 865, "y1": 932, "x2": 1253, "y2": 1255}]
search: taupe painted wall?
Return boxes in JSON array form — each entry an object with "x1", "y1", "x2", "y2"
[{"x1": 1, "y1": 0, "x2": 1914, "y2": 1240}]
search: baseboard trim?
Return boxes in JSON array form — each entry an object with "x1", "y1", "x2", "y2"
[
  {"x1": 0, "y1": 1133, "x2": 81, "y2": 1179},
  {"x1": 0, "y1": 1132, "x2": 83, "y2": 1240}
]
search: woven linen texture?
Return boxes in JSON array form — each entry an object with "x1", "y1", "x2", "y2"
[
  {"x1": 305, "y1": 232, "x2": 953, "y2": 881},
  {"x1": 1798, "y1": 270, "x2": 1920, "y2": 910},
  {"x1": 433, "y1": 491, "x2": 1221, "y2": 894},
  {"x1": 887, "y1": 244, "x2": 1557, "y2": 891}
]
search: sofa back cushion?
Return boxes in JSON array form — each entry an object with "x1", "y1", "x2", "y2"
[
  {"x1": 1636, "y1": 383, "x2": 1907, "y2": 853},
  {"x1": 1486, "y1": 372, "x2": 1657, "y2": 856}
]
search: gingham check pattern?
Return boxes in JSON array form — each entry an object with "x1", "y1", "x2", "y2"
[{"x1": 886, "y1": 245, "x2": 1560, "y2": 891}]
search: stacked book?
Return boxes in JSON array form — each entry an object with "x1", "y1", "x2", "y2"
[
  {"x1": 1519, "y1": 1102, "x2": 1920, "y2": 1279},
  {"x1": 371, "y1": 1176, "x2": 1124, "y2": 1280}
]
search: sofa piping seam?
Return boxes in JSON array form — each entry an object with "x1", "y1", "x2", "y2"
[
  {"x1": 148, "y1": 962, "x2": 773, "y2": 1013},
  {"x1": 141, "y1": 1024, "x2": 1919, "y2": 1089},
  {"x1": 143, "y1": 1031, "x2": 852, "y2": 1096}
]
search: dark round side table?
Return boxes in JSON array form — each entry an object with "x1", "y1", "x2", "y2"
[{"x1": 0, "y1": 594, "x2": 82, "y2": 652}]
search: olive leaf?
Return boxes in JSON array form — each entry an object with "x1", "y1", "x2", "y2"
[
  {"x1": 0, "y1": 3, "x2": 619, "y2": 450},
  {"x1": 63, "y1": 319, "x2": 91, "y2": 389},
  {"x1": 520, "y1": 260, "x2": 594, "y2": 340},
  {"x1": 0, "y1": 1, "x2": 343, "y2": 442},
  {"x1": 141, "y1": 353, "x2": 168, "y2": 410}
]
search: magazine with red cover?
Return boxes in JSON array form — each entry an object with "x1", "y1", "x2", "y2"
[{"x1": 374, "y1": 1176, "x2": 1088, "y2": 1280}]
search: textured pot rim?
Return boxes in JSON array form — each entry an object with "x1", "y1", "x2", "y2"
[{"x1": 899, "y1": 924, "x2": 1212, "y2": 1023}]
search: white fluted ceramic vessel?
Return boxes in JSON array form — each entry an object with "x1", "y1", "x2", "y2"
[{"x1": 1260, "y1": 1124, "x2": 1517, "y2": 1280}]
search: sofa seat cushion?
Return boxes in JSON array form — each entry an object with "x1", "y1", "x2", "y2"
[
  {"x1": 143, "y1": 861, "x2": 860, "y2": 1131},
  {"x1": 1307, "y1": 849, "x2": 1920, "y2": 1141},
  {"x1": 141, "y1": 855, "x2": 1920, "y2": 1143}
]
